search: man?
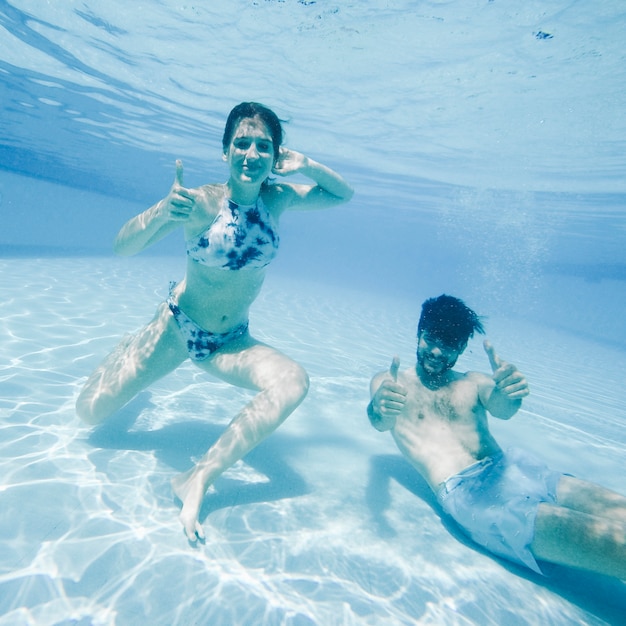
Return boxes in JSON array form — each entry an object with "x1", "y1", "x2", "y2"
[{"x1": 368, "y1": 294, "x2": 626, "y2": 578}]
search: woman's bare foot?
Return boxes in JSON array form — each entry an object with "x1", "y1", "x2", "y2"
[{"x1": 171, "y1": 469, "x2": 206, "y2": 543}]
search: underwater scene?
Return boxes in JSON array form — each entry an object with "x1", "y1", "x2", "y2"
[{"x1": 1, "y1": 1, "x2": 625, "y2": 625}]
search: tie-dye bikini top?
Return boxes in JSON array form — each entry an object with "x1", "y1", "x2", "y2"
[{"x1": 186, "y1": 196, "x2": 279, "y2": 270}]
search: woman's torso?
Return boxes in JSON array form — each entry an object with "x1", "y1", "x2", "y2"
[{"x1": 174, "y1": 183, "x2": 281, "y2": 332}]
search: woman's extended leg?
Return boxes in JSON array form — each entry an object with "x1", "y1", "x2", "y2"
[
  {"x1": 171, "y1": 337, "x2": 309, "y2": 541},
  {"x1": 531, "y1": 476, "x2": 626, "y2": 578},
  {"x1": 76, "y1": 302, "x2": 188, "y2": 424}
]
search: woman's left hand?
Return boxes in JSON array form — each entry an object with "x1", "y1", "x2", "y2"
[{"x1": 272, "y1": 148, "x2": 309, "y2": 176}]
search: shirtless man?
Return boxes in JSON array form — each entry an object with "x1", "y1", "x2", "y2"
[{"x1": 368, "y1": 294, "x2": 626, "y2": 578}]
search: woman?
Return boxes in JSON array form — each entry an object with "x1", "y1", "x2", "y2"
[{"x1": 76, "y1": 102, "x2": 353, "y2": 541}]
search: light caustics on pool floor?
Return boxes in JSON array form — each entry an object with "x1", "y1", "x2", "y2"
[{"x1": 0, "y1": 258, "x2": 624, "y2": 625}]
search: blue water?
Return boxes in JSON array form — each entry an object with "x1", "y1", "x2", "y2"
[{"x1": 1, "y1": 1, "x2": 625, "y2": 625}]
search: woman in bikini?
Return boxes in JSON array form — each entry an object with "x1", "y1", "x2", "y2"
[{"x1": 76, "y1": 102, "x2": 353, "y2": 541}]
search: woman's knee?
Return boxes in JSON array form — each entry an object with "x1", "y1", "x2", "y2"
[
  {"x1": 75, "y1": 367, "x2": 130, "y2": 425},
  {"x1": 282, "y1": 362, "x2": 310, "y2": 407},
  {"x1": 75, "y1": 385, "x2": 109, "y2": 425}
]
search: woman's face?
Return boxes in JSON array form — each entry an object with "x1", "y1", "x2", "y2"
[{"x1": 224, "y1": 116, "x2": 275, "y2": 185}]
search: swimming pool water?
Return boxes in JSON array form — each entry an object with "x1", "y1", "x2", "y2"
[{"x1": 1, "y1": 1, "x2": 625, "y2": 624}]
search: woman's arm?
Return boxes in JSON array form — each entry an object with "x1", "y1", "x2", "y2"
[
  {"x1": 114, "y1": 200, "x2": 180, "y2": 256},
  {"x1": 114, "y1": 160, "x2": 202, "y2": 256},
  {"x1": 270, "y1": 148, "x2": 354, "y2": 212}
]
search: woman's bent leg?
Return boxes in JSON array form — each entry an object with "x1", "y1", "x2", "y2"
[
  {"x1": 76, "y1": 303, "x2": 188, "y2": 425},
  {"x1": 172, "y1": 339, "x2": 309, "y2": 541}
]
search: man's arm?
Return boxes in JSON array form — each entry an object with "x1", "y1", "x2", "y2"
[
  {"x1": 368, "y1": 357, "x2": 406, "y2": 432},
  {"x1": 478, "y1": 340, "x2": 529, "y2": 419}
]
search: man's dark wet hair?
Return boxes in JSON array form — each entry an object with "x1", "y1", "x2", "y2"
[{"x1": 417, "y1": 294, "x2": 485, "y2": 349}]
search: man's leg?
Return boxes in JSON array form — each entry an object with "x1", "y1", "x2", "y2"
[{"x1": 531, "y1": 476, "x2": 626, "y2": 578}]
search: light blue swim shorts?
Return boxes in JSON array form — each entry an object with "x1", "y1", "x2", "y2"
[{"x1": 436, "y1": 448, "x2": 562, "y2": 574}]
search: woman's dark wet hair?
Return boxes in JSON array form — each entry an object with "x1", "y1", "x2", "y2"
[
  {"x1": 222, "y1": 102, "x2": 284, "y2": 161},
  {"x1": 418, "y1": 294, "x2": 485, "y2": 349}
]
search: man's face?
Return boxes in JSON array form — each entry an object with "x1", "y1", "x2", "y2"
[{"x1": 416, "y1": 332, "x2": 464, "y2": 377}]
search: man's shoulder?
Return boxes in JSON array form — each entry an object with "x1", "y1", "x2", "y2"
[
  {"x1": 398, "y1": 367, "x2": 418, "y2": 382},
  {"x1": 461, "y1": 370, "x2": 491, "y2": 381},
  {"x1": 452, "y1": 370, "x2": 492, "y2": 388}
]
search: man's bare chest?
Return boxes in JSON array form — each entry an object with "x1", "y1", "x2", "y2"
[{"x1": 405, "y1": 379, "x2": 478, "y2": 425}]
